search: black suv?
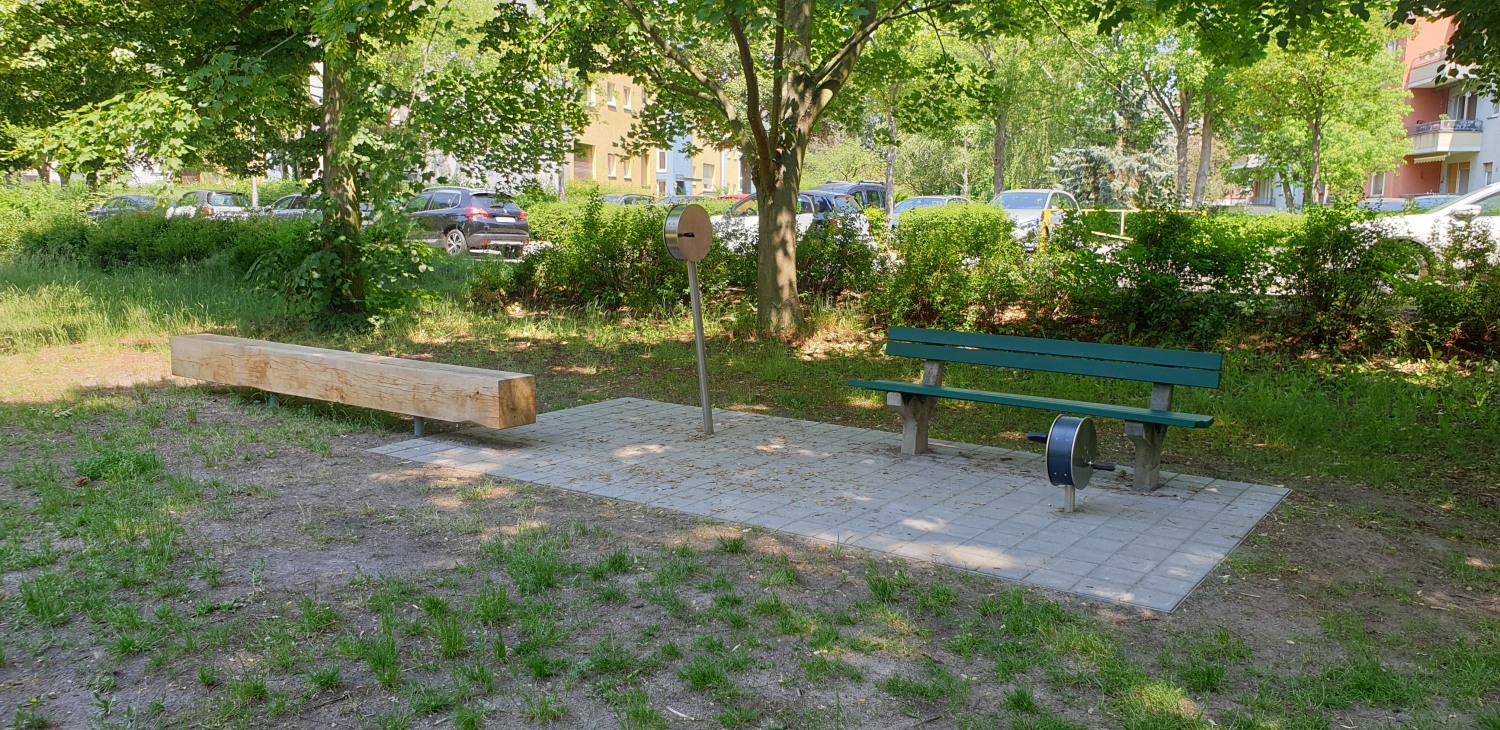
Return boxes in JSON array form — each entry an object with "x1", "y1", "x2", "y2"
[
  {"x1": 403, "y1": 187, "x2": 529, "y2": 256},
  {"x1": 806, "y1": 180, "x2": 889, "y2": 211}
]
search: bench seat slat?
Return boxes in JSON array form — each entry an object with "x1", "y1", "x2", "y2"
[
  {"x1": 886, "y1": 342, "x2": 1222, "y2": 389},
  {"x1": 848, "y1": 379, "x2": 1213, "y2": 428},
  {"x1": 888, "y1": 326, "x2": 1223, "y2": 371}
]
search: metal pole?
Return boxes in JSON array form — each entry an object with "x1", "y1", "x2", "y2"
[
  {"x1": 413, "y1": 416, "x2": 425, "y2": 436},
  {"x1": 1064, "y1": 485, "x2": 1075, "y2": 514},
  {"x1": 687, "y1": 260, "x2": 713, "y2": 436}
]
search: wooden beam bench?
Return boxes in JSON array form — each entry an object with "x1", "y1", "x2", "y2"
[
  {"x1": 170, "y1": 334, "x2": 536, "y2": 434},
  {"x1": 849, "y1": 327, "x2": 1222, "y2": 490}
]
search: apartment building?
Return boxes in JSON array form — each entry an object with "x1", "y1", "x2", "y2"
[
  {"x1": 1371, "y1": 18, "x2": 1500, "y2": 198},
  {"x1": 566, "y1": 74, "x2": 746, "y2": 197}
]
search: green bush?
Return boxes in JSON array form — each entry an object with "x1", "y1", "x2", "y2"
[
  {"x1": 1, "y1": 184, "x2": 90, "y2": 259},
  {"x1": 506, "y1": 199, "x2": 685, "y2": 311},
  {"x1": 524, "y1": 201, "x2": 582, "y2": 246},
  {"x1": 1275, "y1": 203, "x2": 1424, "y2": 345},
  {"x1": 1408, "y1": 221, "x2": 1500, "y2": 357},
  {"x1": 866, "y1": 205, "x2": 1022, "y2": 329},
  {"x1": 245, "y1": 217, "x2": 432, "y2": 315}
]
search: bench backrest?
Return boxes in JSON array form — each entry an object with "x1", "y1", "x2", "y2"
[{"x1": 885, "y1": 327, "x2": 1223, "y2": 389}]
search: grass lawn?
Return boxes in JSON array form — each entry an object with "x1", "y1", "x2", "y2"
[{"x1": 1, "y1": 258, "x2": 1497, "y2": 728}]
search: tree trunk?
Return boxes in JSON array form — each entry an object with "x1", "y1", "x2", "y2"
[
  {"x1": 1281, "y1": 176, "x2": 1295, "y2": 213},
  {"x1": 740, "y1": 142, "x2": 756, "y2": 195},
  {"x1": 1306, "y1": 116, "x2": 1323, "y2": 209},
  {"x1": 1174, "y1": 122, "x2": 1190, "y2": 206},
  {"x1": 34, "y1": 163, "x2": 52, "y2": 185},
  {"x1": 1191, "y1": 96, "x2": 1213, "y2": 209},
  {"x1": 884, "y1": 105, "x2": 897, "y2": 224},
  {"x1": 321, "y1": 49, "x2": 367, "y2": 315},
  {"x1": 755, "y1": 153, "x2": 803, "y2": 333},
  {"x1": 992, "y1": 108, "x2": 1008, "y2": 196}
]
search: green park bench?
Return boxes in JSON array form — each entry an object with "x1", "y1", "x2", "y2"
[{"x1": 849, "y1": 327, "x2": 1223, "y2": 490}]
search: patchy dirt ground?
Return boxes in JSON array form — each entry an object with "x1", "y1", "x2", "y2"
[{"x1": 1, "y1": 349, "x2": 1497, "y2": 729}]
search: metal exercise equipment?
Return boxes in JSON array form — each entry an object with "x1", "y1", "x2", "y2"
[
  {"x1": 663, "y1": 203, "x2": 715, "y2": 436},
  {"x1": 1027, "y1": 415, "x2": 1117, "y2": 513}
]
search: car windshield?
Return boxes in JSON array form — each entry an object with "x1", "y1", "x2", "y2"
[
  {"x1": 831, "y1": 195, "x2": 860, "y2": 213},
  {"x1": 727, "y1": 196, "x2": 758, "y2": 217},
  {"x1": 992, "y1": 191, "x2": 1049, "y2": 209},
  {"x1": 209, "y1": 193, "x2": 248, "y2": 207},
  {"x1": 895, "y1": 198, "x2": 946, "y2": 214},
  {"x1": 1424, "y1": 194, "x2": 1477, "y2": 214}
]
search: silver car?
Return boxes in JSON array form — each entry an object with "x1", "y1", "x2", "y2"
[
  {"x1": 989, "y1": 189, "x2": 1080, "y2": 248},
  {"x1": 165, "y1": 190, "x2": 251, "y2": 219}
]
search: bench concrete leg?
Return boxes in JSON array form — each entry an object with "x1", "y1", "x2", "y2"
[
  {"x1": 889, "y1": 392, "x2": 937, "y2": 455},
  {"x1": 1124, "y1": 421, "x2": 1167, "y2": 490}
]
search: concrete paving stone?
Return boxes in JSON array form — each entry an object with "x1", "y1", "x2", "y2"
[
  {"x1": 1084, "y1": 562, "x2": 1150, "y2": 585},
  {"x1": 371, "y1": 398, "x2": 1283, "y2": 612},
  {"x1": 1044, "y1": 556, "x2": 1100, "y2": 577},
  {"x1": 1175, "y1": 540, "x2": 1231, "y2": 561},
  {"x1": 1100, "y1": 552, "x2": 1161, "y2": 574},
  {"x1": 1136, "y1": 573, "x2": 1202, "y2": 595},
  {"x1": 1026, "y1": 569, "x2": 1087, "y2": 591}
]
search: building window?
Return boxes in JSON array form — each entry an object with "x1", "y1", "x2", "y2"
[
  {"x1": 1369, "y1": 172, "x2": 1385, "y2": 197},
  {"x1": 622, "y1": 157, "x2": 632, "y2": 180},
  {"x1": 587, "y1": 85, "x2": 596, "y2": 107},
  {"x1": 573, "y1": 144, "x2": 594, "y2": 181},
  {"x1": 607, "y1": 153, "x2": 617, "y2": 179},
  {"x1": 656, "y1": 150, "x2": 668, "y2": 172},
  {"x1": 702, "y1": 163, "x2": 716, "y2": 192},
  {"x1": 623, "y1": 87, "x2": 633, "y2": 111},
  {"x1": 657, "y1": 180, "x2": 667, "y2": 196},
  {"x1": 1485, "y1": 162, "x2": 1494, "y2": 187},
  {"x1": 606, "y1": 82, "x2": 617, "y2": 108}
]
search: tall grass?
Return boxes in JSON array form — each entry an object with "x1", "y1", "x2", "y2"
[{"x1": 0, "y1": 260, "x2": 289, "y2": 354}]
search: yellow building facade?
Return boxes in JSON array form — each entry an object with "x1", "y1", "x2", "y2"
[{"x1": 567, "y1": 74, "x2": 747, "y2": 197}]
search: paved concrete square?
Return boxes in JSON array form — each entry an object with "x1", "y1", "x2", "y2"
[{"x1": 370, "y1": 398, "x2": 1288, "y2": 611}]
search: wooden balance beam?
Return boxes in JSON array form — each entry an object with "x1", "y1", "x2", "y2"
[{"x1": 170, "y1": 334, "x2": 535, "y2": 433}]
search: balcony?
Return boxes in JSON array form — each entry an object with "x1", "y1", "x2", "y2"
[
  {"x1": 1408, "y1": 119, "x2": 1483, "y2": 159},
  {"x1": 1408, "y1": 48, "x2": 1474, "y2": 88}
]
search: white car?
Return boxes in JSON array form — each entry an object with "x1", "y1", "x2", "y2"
[
  {"x1": 711, "y1": 192, "x2": 870, "y2": 249},
  {"x1": 989, "y1": 188, "x2": 1080, "y2": 248},
  {"x1": 1370, "y1": 182, "x2": 1500, "y2": 257},
  {"x1": 165, "y1": 190, "x2": 252, "y2": 220}
]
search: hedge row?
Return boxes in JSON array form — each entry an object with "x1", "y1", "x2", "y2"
[{"x1": 484, "y1": 199, "x2": 1500, "y2": 357}]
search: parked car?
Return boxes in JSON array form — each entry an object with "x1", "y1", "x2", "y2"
[
  {"x1": 266, "y1": 194, "x2": 316, "y2": 218},
  {"x1": 659, "y1": 195, "x2": 708, "y2": 206},
  {"x1": 1365, "y1": 181, "x2": 1500, "y2": 257},
  {"x1": 1358, "y1": 197, "x2": 1410, "y2": 213},
  {"x1": 1411, "y1": 194, "x2": 1461, "y2": 211},
  {"x1": 86, "y1": 195, "x2": 159, "y2": 221},
  {"x1": 598, "y1": 194, "x2": 656, "y2": 205},
  {"x1": 989, "y1": 188, "x2": 1080, "y2": 248},
  {"x1": 807, "y1": 180, "x2": 889, "y2": 211},
  {"x1": 166, "y1": 190, "x2": 252, "y2": 219},
  {"x1": 712, "y1": 190, "x2": 868, "y2": 240},
  {"x1": 891, "y1": 195, "x2": 970, "y2": 227},
  {"x1": 264, "y1": 194, "x2": 373, "y2": 221},
  {"x1": 403, "y1": 187, "x2": 529, "y2": 256}
]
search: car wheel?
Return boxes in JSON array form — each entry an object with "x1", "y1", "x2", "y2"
[
  {"x1": 444, "y1": 228, "x2": 469, "y2": 255},
  {"x1": 1372, "y1": 238, "x2": 1435, "y2": 293}
]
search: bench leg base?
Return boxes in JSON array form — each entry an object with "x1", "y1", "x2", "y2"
[
  {"x1": 1124, "y1": 421, "x2": 1167, "y2": 490},
  {"x1": 888, "y1": 392, "x2": 936, "y2": 456},
  {"x1": 413, "y1": 416, "x2": 425, "y2": 437}
]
